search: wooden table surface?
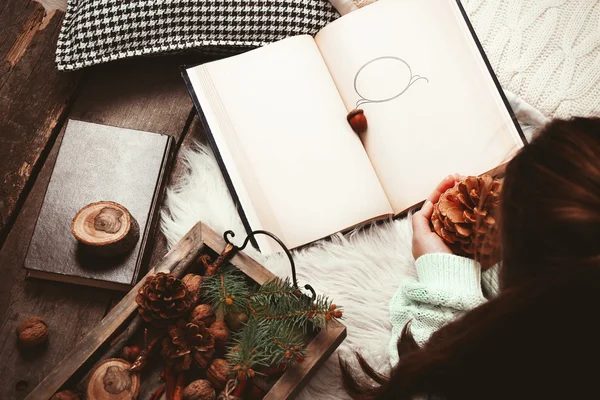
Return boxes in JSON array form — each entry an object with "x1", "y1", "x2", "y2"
[{"x1": 1, "y1": 3, "x2": 216, "y2": 398}]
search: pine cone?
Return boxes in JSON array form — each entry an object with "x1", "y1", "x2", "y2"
[
  {"x1": 162, "y1": 319, "x2": 216, "y2": 372},
  {"x1": 430, "y1": 175, "x2": 501, "y2": 267},
  {"x1": 136, "y1": 272, "x2": 192, "y2": 325}
]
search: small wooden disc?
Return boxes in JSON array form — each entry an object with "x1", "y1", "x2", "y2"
[
  {"x1": 72, "y1": 201, "x2": 139, "y2": 257},
  {"x1": 86, "y1": 358, "x2": 140, "y2": 400}
]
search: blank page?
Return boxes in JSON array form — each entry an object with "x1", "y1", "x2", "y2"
[{"x1": 316, "y1": 0, "x2": 524, "y2": 213}]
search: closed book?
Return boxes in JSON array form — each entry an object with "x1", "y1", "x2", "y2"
[{"x1": 24, "y1": 120, "x2": 173, "y2": 291}]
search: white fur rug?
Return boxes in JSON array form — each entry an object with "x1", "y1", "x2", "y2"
[{"x1": 160, "y1": 91, "x2": 542, "y2": 399}]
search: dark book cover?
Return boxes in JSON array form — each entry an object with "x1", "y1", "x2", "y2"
[{"x1": 24, "y1": 120, "x2": 173, "y2": 291}]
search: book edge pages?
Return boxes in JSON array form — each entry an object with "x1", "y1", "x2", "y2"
[
  {"x1": 182, "y1": 67, "x2": 265, "y2": 251},
  {"x1": 132, "y1": 134, "x2": 174, "y2": 285}
]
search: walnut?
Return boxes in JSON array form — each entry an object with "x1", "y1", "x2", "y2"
[
  {"x1": 50, "y1": 390, "x2": 80, "y2": 400},
  {"x1": 206, "y1": 359, "x2": 231, "y2": 390},
  {"x1": 16, "y1": 317, "x2": 48, "y2": 348},
  {"x1": 182, "y1": 274, "x2": 203, "y2": 304},
  {"x1": 183, "y1": 379, "x2": 216, "y2": 400},
  {"x1": 189, "y1": 304, "x2": 216, "y2": 327},
  {"x1": 208, "y1": 322, "x2": 231, "y2": 349}
]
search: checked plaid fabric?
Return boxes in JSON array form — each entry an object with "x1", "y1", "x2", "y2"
[{"x1": 56, "y1": 0, "x2": 339, "y2": 70}]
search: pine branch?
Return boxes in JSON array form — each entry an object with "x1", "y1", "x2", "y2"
[
  {"x1": 217, "y1": 271, "x2": 343, "y2": 375},
  {"x1": 249, "y1": 277, "x2": 312, "y2": 330},
  {"x1": 266, "y1": 320, "x2": 308, "y2": 365},
  {"x1": 250, "y1": 278, "x2": 302, "y2": 310},
  {"x1": 227, "y1": 318, "x2": 272, "y2": 379},
  {"x1": 250, "y1": 286, "x2": 343, "y2": 331},
  {"x1": 307, "y1": 295, "x2": 344, "y2": 329},
  {"x1": 202, "y1": 265, "x2": 251, "y2": 317}
]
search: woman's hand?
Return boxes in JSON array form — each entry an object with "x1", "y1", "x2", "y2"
[{"x1": 412, "y1": 175, "x2": 461, "y2": 260}]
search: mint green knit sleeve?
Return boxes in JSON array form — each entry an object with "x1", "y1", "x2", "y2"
[{"x1": 388, "y1": 253, "x2": 487, "y2": 365}]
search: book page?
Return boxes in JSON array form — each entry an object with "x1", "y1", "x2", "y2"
[
  {"x1": 315, "y1": 0, "x2": 524, "y2": 214},
  {"x1": 187, "y1": 36, "x2": 392, "y2": 253}
]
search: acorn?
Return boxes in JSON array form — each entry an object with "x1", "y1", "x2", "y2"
[{"x1": 347, "y1": 109, "x2": 367, "y2": 134}]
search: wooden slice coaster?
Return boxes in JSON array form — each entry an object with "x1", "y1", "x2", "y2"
[
  {"x1": 72, "y1": 201, "x2": 140, "y2": 257},
  {"x1": 86, "y1": 358, "x2": 140, "y2": 400}
]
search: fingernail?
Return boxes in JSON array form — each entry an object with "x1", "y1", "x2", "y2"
[{"x1": 424, "y1": 200, "x2": 432, "y2": 206}]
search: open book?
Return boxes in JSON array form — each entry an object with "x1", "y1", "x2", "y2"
[{"x1": 183, "y1": 0, "x2": 525, "y2": 254}]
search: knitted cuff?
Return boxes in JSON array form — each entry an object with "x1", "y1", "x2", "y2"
[{"x1": 415, "y1": 253, "x2": 482, "y2": 294}]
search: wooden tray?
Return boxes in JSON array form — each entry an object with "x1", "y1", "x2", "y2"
[{"x1": 27, "y1": 223, "x2": 347, "y2": 399}]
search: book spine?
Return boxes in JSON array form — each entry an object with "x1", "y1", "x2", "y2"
[{"x1": 132, "y1": 135, "x2": 175, "y2": 284}]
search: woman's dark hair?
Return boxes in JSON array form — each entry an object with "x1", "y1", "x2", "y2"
[
  {"x1": 341, "y1": 117, "x2": 600, "y2": 400},
  {"x1": 500, "y1": 117, "x2": 600, "y2": 287}
]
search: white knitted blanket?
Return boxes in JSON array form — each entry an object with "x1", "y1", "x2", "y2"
[{"x1": 334, "y1": 0, "x2": 600, "y2": 119}]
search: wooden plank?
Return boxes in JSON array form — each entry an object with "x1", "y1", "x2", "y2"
[
  {"x1": 68, "y1": 56, "x2": 195, "y2": 135},
  {"x1": 0, "y1": 55, "x2": 199, "y2": 399},
  {"x1": 0, "y1": 2, "x2": 82, "y2": 248},
  {"x1": 0, "y1": 126, "x2": 112, "y2": 400},
  {"x1": 25, "y1": 223, "x2": 207, "y2": 400}
]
